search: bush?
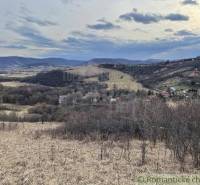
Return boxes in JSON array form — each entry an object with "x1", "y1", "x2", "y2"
[
  {"x1": 29, "y1": 104, "x2": 58, "y2": 121},
  {"x1": 50, "y1": 98, "x2": 200, "y2": 168},
  {"x1": 1, "y1": 86, "x2": 59, "y2": 105}
]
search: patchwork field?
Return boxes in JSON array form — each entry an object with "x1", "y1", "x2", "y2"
[{"x1": 0, "y1": 122, "x2": 198, "y2": 185}]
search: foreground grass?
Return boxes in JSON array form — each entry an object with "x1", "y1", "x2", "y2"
[{"x1": 0, "y1": 123, "x2": 198, "y2": 185}]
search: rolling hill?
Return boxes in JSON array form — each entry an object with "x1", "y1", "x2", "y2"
[
  {"x1": 100, "y1": 57, "x2": 200, "y2": 91},
  {"x1": 0, "y1": 56, "x2": 163, "y2": 70},
  {"x1": 67, "y1": 65, "x2": 144, "y2": 91},
  {"x1": 87, "y1": 58, "x2": 163, "y2": 65},
  {"x1": 2, "y1": 55, "x2": 200, "y2": 92}
]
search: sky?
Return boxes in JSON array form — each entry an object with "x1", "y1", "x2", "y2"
[{"x1": 0, "y1": 0, "x2": 200, "y2": 60}]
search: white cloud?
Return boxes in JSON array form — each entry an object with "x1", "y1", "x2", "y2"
[{"x1": 0, "y1": 0, "x2": 199, "y2": 59}]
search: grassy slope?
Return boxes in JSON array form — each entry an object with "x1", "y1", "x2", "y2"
[
  {"x1": 100, "y1": 59, "x2": 200, "y2": 91},
  {"x1": 0, "y1": 122, "x2": 197, "y2": 185},
  {"x1": 67, "y1": 65, "x2": 144, "y2": 91}
]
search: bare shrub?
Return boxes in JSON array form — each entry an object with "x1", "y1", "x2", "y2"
[
  {"x1": 46, "y1": 97, "x2": 200, "y2": 169},
  {"x1": 140, "y1": 140, "x2": 147, "y2": 166},
  {"x1": 0, "y1": 122, "x2": 18, "y2": 131}
]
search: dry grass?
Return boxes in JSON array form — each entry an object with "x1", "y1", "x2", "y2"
[
  {"x1": 0, "y1": 71, "x2": 37, "y2": 78},
  {"x1": 67, "y1": 65, "x2": 104, "y2": 77},
  {"x1": 0, "y1": 104, "x2": 32, "y2": 117},
  {"x1": 0, "y1": 122, "x2": 198, "y2": 185},
  {"x1": 0, "y1": 81, "x2": 31, "y2": 88},
  {"x1": 68, "y1": 65, "x2": 144, "y2": 91},
  {"x1": 102, "y1": 68, "x2": 144, "y2": 91}
]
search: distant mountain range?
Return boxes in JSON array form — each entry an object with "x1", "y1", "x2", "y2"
[
  {"x1": 0, "y1": 56, "x2": 84, "y2": 70},
  {"x1": 0, "y1": 56, "x2": 165, "y2": 70}
]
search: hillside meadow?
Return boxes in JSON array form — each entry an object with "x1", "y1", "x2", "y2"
[
  {"x1": 67, "y1": 65, "x2": 144, "y2": 91},
  {"x1": 0, "y1": 122, "x2": 198, "y2": 185}
]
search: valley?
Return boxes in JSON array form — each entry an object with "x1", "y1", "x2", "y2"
[{"x1": 0, "y1": 57, "x2": 199, "y2": 184}]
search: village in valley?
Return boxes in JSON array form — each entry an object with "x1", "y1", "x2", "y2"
[{"x1": 0, "y1": 56, "x2": 200, "y2": 185}]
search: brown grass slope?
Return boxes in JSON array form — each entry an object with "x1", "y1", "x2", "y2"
[{"x1": 0, "y1": 123, "x2": 198, "y2": 185}]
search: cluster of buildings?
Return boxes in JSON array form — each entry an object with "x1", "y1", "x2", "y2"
[
  {"x1": 59, "y1": 91, "x2": 120, "y2": 105},
  {"x1": 158, "y1": 87, "x2": 200, "y2": 99}
]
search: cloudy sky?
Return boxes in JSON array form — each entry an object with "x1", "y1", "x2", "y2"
[{"x1": 0, "y1": 0, "x2": 200, "y2": 60}]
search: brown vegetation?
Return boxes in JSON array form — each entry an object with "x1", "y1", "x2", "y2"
[
  {"x1": 52, "y1": 98, "x2": 200, "y2": 170},
  {"x1": 0, "y1": 122, "x2": 198, "y2": 185}
]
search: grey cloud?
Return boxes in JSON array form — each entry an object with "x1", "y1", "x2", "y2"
[
  {"x1": 2, "y1": 44, "x2": 27, "y2": 49},
  {"x1": 22, "y1": 16, "x2": 57, "y2": 26},
  {"x1": 0, "y1": 40, "x2": 27, "y2": 49},
  {"x1": 87, "y1": 19, "x2": 120, "y2": 30},
  {"x1": 174, "y1": 30, "x2": 197, "y2": 36},
  {"x1": 51, "y1": 31, "x2": 200, "y2": 60},
  {"x1": 19, "y1": 5, "x2": 57, "y2": 27},
  {"x1": 164, "y1": 13, "x2": 189, "y2": 21},
  {"x1": 119, "y1": 9, "x2": 161, "y2": 24},
  {"x1": 7, "y1": 24, "x2": 57, "y2": 48},
  {"x1": 182, "y1": 0, "x2": 198, "y2": 5},
  {"x1": 119, "y1": 9, "x2": 189, "y2": 24},
  {"x1": 165, "y1": 28, "x2": 173, "y2": 32}
]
